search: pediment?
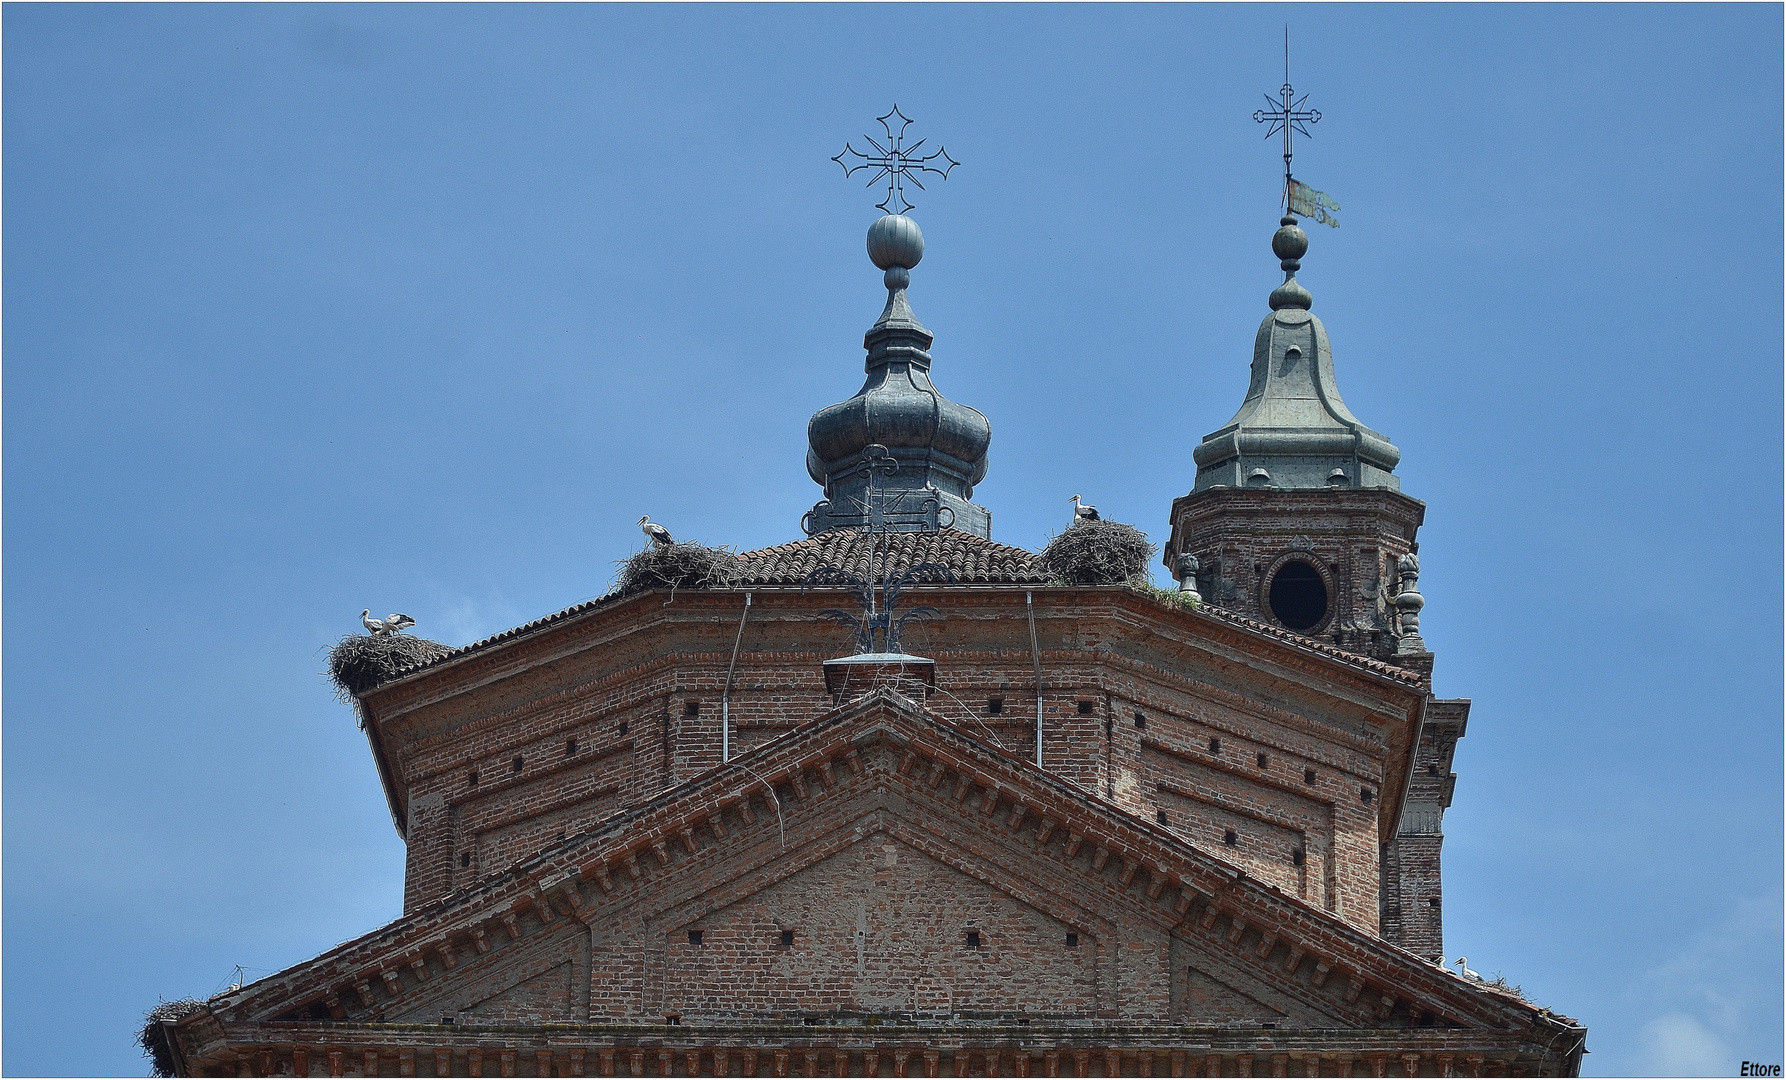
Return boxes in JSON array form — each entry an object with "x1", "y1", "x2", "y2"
[{"x1": 206, "y1": 689, "x2": 1541, "y2": 1037}]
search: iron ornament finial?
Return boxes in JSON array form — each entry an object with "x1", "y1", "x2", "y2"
[
  {"x1": 834, "y1": 105, "x2": 959, "y2": 216},
  {"x1": 1253, "y1": 26, "x2": 1322, "y2": 212}
]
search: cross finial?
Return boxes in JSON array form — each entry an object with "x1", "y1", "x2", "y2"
[
  {"x1": 1253, "y1": 26, "x2": 1321, "y2": 213},
  {"x1": 834, "y1": 105, "x2": 959, "y2": 216}
]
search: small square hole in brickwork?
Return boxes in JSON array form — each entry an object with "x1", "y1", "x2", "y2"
[
  {"x1": 618, "y1": 720, "x2": 629, "y2": 736},
  {"x1": 780, "y1": 930, "x2": 795, "y2": 947},
  {"x1": 468, "y1": 770, "x2": 479, "y2": 786},
  {"x1": 442, "y1": 1016, "x2": 454, "y2": 1026},
  {"x1": 1157, "y1": 810, "x2": 1169, "y2": 826},
  {"x1": 1065, "y1": 933, "x2": 1079, "y2": 947},
  {"x1": 988, "y1": 697, "x2": 1004, "y2": 715},
  {"x1": 460, "y1": 853, "x2": 471, "y2": 868},
  {"x1": 512, "y1": 756, "x2": 524, "y2": 774},
  {"x1": 687, "y1": 930, "x2": 703, "y2": 946},
  {"x1": 1209, "y1": 737, "x2": 1221, "y2": 754},
  {"x1": 1428, "y1": 897, "x2": 1441, "y2": 908},
  {"x1": 685, "y1": 700, "x2": 701, "y2": 718},
  {"x1": 1292, "y1": 849, "x2": 1305, "y2": 867},
  {"x1": 1257, "y1": 752, "x2": 1269, "y2": 769},
  {"x1": 1077, "y1": 701, "x2": 1094, "y2": 716},
  {"x1": 1304, "y1": 768, "x2": 1317, "y2": 785},
  {"x1": 1361, "y1": 788, "x2": 1375, "y2": 804},
  {"x1": 665, "y1": 1015, "x2": 681, "y2": 1026},
  {"x1": 965, "y1": 931, "x2": 981, "y2": 948},
  {"x1": 565, "y1": 738, "x2": 578, "y2": 757},
  {"x1": 1223, "y1": 829, "x2": 1237, "y2": 846},
  {"x1": 1134, "y1": 712, "x2": 1146, "y2": 729},
  {"x1": 802, "y1": 1017, "x2": 822, "y2": 1026},
  {"x1": 1428, "y1": 764, "x2": 1440, "y2": 775}
]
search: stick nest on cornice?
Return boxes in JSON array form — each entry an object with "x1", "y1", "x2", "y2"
[
  {"x1": 1038, "y1": 519, "x2": 1156, "y2": 587},
  {"x1": 137, "y1": 997, "x2": 204, "y2": 1077},
  {"x1": 326, "y1": 633, "x2": 455, "y2": 703},
  {"x1": 616, "y1": 541, "x2": 741, "y2": 597}
]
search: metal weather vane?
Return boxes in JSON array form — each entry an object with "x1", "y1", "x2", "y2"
[
  {"x1": 833, "y1": 105, "x2": 959, "y2": 216},
  {"x1": 800, "y1": 443, "x2": 957, "y2": 655},
  {"x1": 1253, "y1": 27, "x2": 1340, "y2": 227}
]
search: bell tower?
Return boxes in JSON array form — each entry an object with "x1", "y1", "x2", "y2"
[
  {"x1": 1163, "y1": 210, "x2": 1462, "y2": 964},
  {"x1": 1164, "y1": 216, "x2": 1427, "y2": 665}
]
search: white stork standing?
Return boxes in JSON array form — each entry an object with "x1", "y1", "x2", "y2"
[
  {"x1": 362, "y1": 610, "x2": 417, "y2": 636},
  {"x1": 638, "y1": 516, "x2": 675, "y2": 548},
  {"x1": 1069, "y1": 494, "x2": 1100, "y2": 525},
  {"x1": 1453, "y1": 957, "x2": 1481, "y2": 981}
]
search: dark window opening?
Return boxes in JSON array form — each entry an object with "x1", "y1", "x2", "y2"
[
  {"x1": 468, "y1": 770, "x2": 479, "y2": 786},
  {"x1": 780, "y1": 930, "x2": 795, "y2": 947},
  {"x1": 988, "y1": 698, "x2": 1004, "y2": 715},
  {"x1": 1428, "y1": 764, "x2": 1441, "y2": 775},
  {"x1": 687, "y1": 930, "x2": 703, "y2": 946},
  {"x1": 1304, "y1": 768, "x2": 1317, "y2": 785},
  {"x1": 1361, "y1": 788, "x2": 1375, "y2": 804},
  {"x1": 1065, "y1": 933, "x2": 1079, "y2": 947},
  {"x1": 442, "y1": 1016, "x2": 454, "y2": 1025},
  {"x1": 685, "y1": 700, "x2": 701, "y2": 718},
  {"x1": 802, "y1": 1017, "x2": 822, "y2": 1025},
  {"x1": 1292, "y1": 849, "x2": 1305, "y2": 867},
  {"x1": 511, "y1": 756, "x2": 524, "y2": 774},
  {"x1": 1257, "y1": 752, "x2": 1269, "y2": 769},
  {"x1": 1223, "y1": 829, "x2": 1237, "y2": 846},
  {"x1": 1077, "y1": 701, "x2": 1094, "y2": 716},
  {"x1": 565, "y1": 738, "x2": 578, "y2": 756},
  {"x1": 665, "y1": 1015, "x2": 681, "y2": 1026},
  {"x1": 460, "y1": 852, "x2": 471, "y2": 868},
  {"x1": 1428, "y1": 897, "x2": 1442, "y2": 908},
  {"x1": 1209, "y1": 737, "x2": 1221, "y2": 754},
  {"x1": 1134, "y1": 711, "x2": 1147, "y2": 729},
  {"x1": 1267, "y1": 560, "x2": 1328, "y2": 631},
  {"x1": 965, "y1": 931, "x2": 981, "y2": 948},
  {"x1": 1157, "y1": 809, "x2": 1169, "y2": 825},
  {"x1": 618, "y1": 720, "x2": 629, "y2": 736}
]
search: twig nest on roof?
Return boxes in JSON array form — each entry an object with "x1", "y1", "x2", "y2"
[
  {"x1": 617, "y1": 541, "x2": 740, "y2": 596},
  {"x1": 1038, "y1": 519, "x2": 1156, "y2": 586},
  {"x1": 138, "y1": 998, "x2": 205, "y2": 1077},
  {"x1": 327, "y1": 633, "x2": 454, "y2": 702}
]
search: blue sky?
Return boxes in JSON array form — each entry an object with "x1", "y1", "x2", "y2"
[{"x1": 4, "y1": 5, "x2": 1780, "y2": 1076}]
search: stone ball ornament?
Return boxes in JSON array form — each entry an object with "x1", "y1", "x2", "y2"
[{"x1": 867, "y1": 213, "x2": 925, "y2": 274}]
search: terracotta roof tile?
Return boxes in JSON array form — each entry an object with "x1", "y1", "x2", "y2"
[
  {"x1": 373, "y1": 530, "x2": 1418, "y2": 688},
  {"x1": 732, "y1": 528, "x2": 1048, "y2": 586}
]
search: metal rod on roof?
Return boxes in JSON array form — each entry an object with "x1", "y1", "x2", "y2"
[
  {"x1": 1027, "y1": 591, "x2": 1044, "y2": 768},
  {"x1": 721, "y1": 592, "x2": 753, "y2": 763}
]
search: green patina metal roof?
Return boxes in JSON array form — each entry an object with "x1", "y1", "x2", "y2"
[{"x1": 1192, "y1": 218, "x2": 1401, "y2": 493}]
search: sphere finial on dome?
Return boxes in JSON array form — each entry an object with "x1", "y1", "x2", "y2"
[
  {"x1": 867, "y1": 214, "x2": 924, "y2": 290},
  {"x1": 1268, "y1": 216, "x2": 1313, "y2": 311}
]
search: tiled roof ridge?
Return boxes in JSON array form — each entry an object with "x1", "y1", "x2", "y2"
[{"x1": 366, "y1": 531, "x2": 1416, "y2": 688}]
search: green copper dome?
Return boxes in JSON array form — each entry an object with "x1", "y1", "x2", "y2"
[{"x1": 1191, "y1": 218, "x2": 1400, "y2": 492}]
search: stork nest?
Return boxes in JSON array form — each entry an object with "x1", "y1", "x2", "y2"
[
  {"x1": 326, "y1": 633, "x2": 455, "y2": 702},
  {"x1": 1038, "y1": 519, "x2": 1157, "y2": 586},
  {"x1": 138, "y1": 998, "x2": 205, "y2": 1077},
  {"x1": 616, "y1": 541, "x2": 740, "y2": 596}
]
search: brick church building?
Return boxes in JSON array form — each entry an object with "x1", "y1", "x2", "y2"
[{"x1": 157, "y1": 196, "x2": 1586, "y2": 1076}]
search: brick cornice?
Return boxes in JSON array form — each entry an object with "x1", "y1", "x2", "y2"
[{"x1": 205, "y1": 691, "x2": 1548, "y2": 1041}]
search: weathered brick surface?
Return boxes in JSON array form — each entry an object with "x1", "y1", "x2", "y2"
[
  {"x1": 173, "y1": 693, "x2": 1578, "y2": 1076},
  {"x1": 365, "y1": 589, "x2": 1417, "y2": 933}
]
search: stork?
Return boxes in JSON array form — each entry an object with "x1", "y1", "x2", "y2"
[
  {"x1": 1069, "y1": 494, "x2": 1100, "y2": 525},
  {"x1": 362, "y1": 610, "x2": 417, "y2": 636},
  {"x1": 638, "y1": 516, "x2": 675, "y2": 548},
  {"x1": 1453, "y1": 957, "x2": 1481, "y2": 981}
]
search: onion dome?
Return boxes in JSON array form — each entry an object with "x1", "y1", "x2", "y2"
[
  {"x1": 1191, "y1": 217, "x2": 1401, "y2": 492},
  {"x1": 803, "y1": 215, "x2": 994, "y2": 537}
]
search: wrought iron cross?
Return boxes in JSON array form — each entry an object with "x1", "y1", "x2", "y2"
[
  {"x1": 1253, "y1": 26, "x2": 1321, "y2": 209},
  {"x1": 833, "y1": 105, "x2": 958, "y2": 216}
]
